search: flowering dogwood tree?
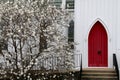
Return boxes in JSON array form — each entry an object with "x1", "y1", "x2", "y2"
[{"x1": 0, "y1": 0, "x2": 74, "y2": 79}]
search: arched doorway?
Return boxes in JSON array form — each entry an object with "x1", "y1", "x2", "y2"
[{"x1": 88, "y1": 21, "x2": 108, "y2": 67}]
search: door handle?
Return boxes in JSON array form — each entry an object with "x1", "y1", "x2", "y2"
[{"x1": 98, "y1": 50, "x2": 102, "y2": 54}]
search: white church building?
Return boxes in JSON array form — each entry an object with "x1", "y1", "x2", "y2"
[
  {"x1": 56, "y1": 0, "x2": 120, "y2": 69},
  {"x1": 0, "y1": 0, "x2": 120, "y2": 69},
  {"x1": 1, "y1": 0, "x2": 120, "y2": 72},
  {"x1": 74, "y1": 0, "x2": 120, "y2": 69}
]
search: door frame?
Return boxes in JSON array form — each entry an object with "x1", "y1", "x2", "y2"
[
  {"x1": 88, "y1": 21, "x2": 108, "y2": 67},
  {"x1": 84, "y1": 19, "x2": 112, "y2": 68}
]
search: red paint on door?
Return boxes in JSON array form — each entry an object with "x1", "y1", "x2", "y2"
[{"x1": 88, "y1": 21, "x2": 108, "y2": 67}]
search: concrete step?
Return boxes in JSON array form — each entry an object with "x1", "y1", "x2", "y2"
[
  {"x1": 82, "y1": 68, "x2": 115, "y2": 72},
  {"x1": 82, "y1": 72, "x2": 117, "y2": 76},
  {"x1": 81, "y1": 68, "x2": 118, "y2": 80},
  {"x1": 82, "y1": 76, "x2": 117, "y2": 79}
]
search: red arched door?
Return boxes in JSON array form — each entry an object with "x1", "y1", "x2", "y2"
[{"x1": 88, "y1": 21, "x2": 108, "y2": 67}]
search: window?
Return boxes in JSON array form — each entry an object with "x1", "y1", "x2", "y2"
[
  {"x1": 66, "y1": 0, "x2": 74, "y2": 9},
  {"x1": 68, "y1": 20, "x2": 74, "y2": 42},
  {"x1": 68, "y1": 20, "x2": 74, "y2": 48},
  {"x1": 0, "y1": 0, "x2": 14, "y2": 3},
  {"x1": 53, "y1": 0, "x2": 62, "y2": 8}
]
